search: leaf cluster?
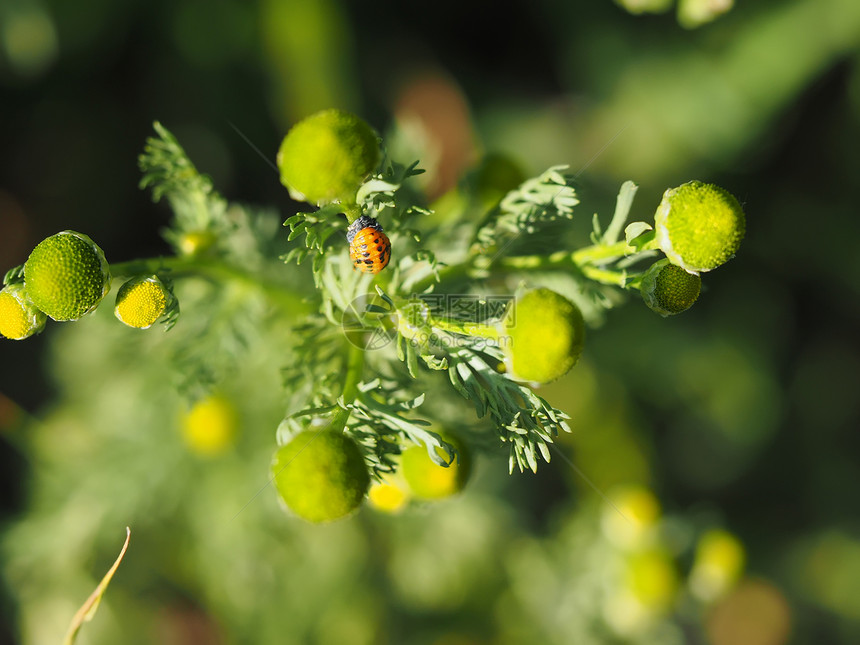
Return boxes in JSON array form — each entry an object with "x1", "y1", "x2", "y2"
[{"x1": 472, "y1": 165, "x2": 579, "y2": 257}]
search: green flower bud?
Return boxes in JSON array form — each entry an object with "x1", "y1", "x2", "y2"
[
  {"x1": 23, "y1": 231, "x2": 111, "y2": 321},
  {"x1": 276, "y1": 109, "x2": 380, "y2": 206},
  {"x1": 114, "y1": 275, "x2": 172, "y2": 329},
  {"x1": 640, "y1": 258, "x2": 701, "y2": 316},
  {"x1": 271, "y1": 430, "x2": 370, "y2": 523},
  {"x1": 0, "y1": 283, "x2": 47, "y2": 340},
  {"x1": 615, "y1": 0, "x2": 674, "y2": 16},
  {"x1": 654, "y1": 181, "x2": 745, "y2": 274},
  {"x1": 677, "y1": 0, "x2": 734, "y2": 29},
  {"x1": 400, "y1": 432, "x2": 471, "y2": 501},
  {"x1": 501, "y1": 288, "x2": 585, "y2": 384}
]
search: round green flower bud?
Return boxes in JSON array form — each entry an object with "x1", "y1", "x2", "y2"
[
  {"x1": 276, "y1": 109, "x2": 380, "y2": 206},
  {"x1": 500, "y1": 288, "x2": 585, "y2": 384},
  {"x1": 640, "y1": 258, "x2": 701, "y2": 317},
  {"x1": 0, "y1": 283, "x2": 47, "y2": 340},
  {"x1": 400, "y1": 433, "x2": 471, "y2": 500},
  {"x1": 654, "y1": 181, "x2": 745, "y2": 274},
  {"x1": 114, "y1": 275, "x2": 170, "y2": 329},
  {"x1": 23, "y1": 231, "x2": 111, "y2": 321},
  {"x1": 271, "y1": 430, "x2": 370, "y2": 523}
]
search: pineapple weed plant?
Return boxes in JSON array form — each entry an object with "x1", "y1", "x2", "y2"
[{"x1": 0, "y1": 109, "x2": 745, "y2": 524}]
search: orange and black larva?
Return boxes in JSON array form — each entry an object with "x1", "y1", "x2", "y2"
[{"x1": 347, "y1": 216, "x2": 391, "y2": 274}]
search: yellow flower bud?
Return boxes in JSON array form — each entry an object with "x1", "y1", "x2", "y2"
[
  {"x1": 601, "y1": 485, "x2": 662, "y2": 550},
  {"x1": 181, "y1": 395, "x2": 238, "y2": 457},
  {"x1": 114, "y1": 275, "x2": 171, "y2": 329},
  {"x1": 367, "y1": 475, "x2": 410, "y2": 513},
  {"x1": 0, "y1": 283, "x2": 46, "y2": 340},
  {"x1": 690, "y1": 529, "x2": 745, "y2": 601},
  {"x1": 177, "y1": 230, "x2": 216, "y2": 256}
]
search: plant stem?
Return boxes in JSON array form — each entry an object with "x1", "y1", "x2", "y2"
[
  {"x1": 580, "y1": 266, "x2": 630, "y2": 288},
  {"x1": 343, "y1": 203, "x2": 362, "y2": 224},
  {"x1": 329, "y1": 343, "x2": 365, "y2": 433},
  {"x1": 429, "y1": 315, "x2": 500, "y2": 340},
  {"x1": 110, "y1": 256, "x2": 311, "y2": 314},
  {"x1": 410, "y1": 232, "x2": 659, "y2": 294}
]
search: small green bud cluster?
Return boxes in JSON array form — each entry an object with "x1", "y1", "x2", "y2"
[
  {"x1": 642, "y1": 180, "x2": 744, "y2": 316},
  {"x1": 1, "y1": 231, "x2": 111, "y2": 340},
  {"x1": 0, "y1": 232, "x2": 186, "y2": 339}
]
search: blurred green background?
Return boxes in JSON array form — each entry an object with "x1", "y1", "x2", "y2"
[{"x1": 2, "y1": 0, "x2": 860, "y2": 643}]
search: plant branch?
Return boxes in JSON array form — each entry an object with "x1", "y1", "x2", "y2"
[
  {"x1": 330, "y1": 342, "x2": 366, "y2": 433},
  {"x1": 429, "y1": 315, "x2": 501, "y2": 340},
  {"x1": 109, "y1": 256, "x2": 311, "y2": 313}
]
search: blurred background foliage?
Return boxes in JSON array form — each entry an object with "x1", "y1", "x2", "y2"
[{"x1": 1, "y1": 0, "x2": 859, "y2": 643}]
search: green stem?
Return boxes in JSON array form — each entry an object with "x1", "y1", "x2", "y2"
[
  {"x1": 410, "y1": 232, "x2": 660, "y2": 294},
  {"x1": 429, "y1": 314, "x2": 500, "y2": 340},
  {"x1": 109, "y1": 256, "x2": 311, "y2": 314},
  {"x1": 580, "y1": 266, "x2": 632, "y2": 288},
  {"x1": 329, "y1": 343, "x2": 365, "y2": 433},
  {"x1": 571, "y1": 240, "x2": 635, "y2": 265},
  {"x1": 409, "y1": 260, "x2": 474, "y2": 293},
  {"x1": 570, "y1": 231, "x2": 657, "y2": 264},
  {"x1": 343, "y1": 202, "x2": 362, "y2": 224}
]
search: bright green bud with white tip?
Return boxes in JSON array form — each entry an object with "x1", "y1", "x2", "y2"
[
  {"x1": 276, "y1": 109, "x2": 380, "y2": 206},
  {"x1": 0, "y1": 283, "x2": 47, "y2": 340},
  {"x1": 640, "y1": 258, "x2": 701, "y2": 317},
  {"x1": 114, "y1": 275, "x2": 172, "y2": 329},
  {"x1": 23, "y1": 231, "x2": 111, "y2": 321},
  {"x1": 271, "y1": 430, "x2": 370, "y2": 523},
  {"x1": 654, "y1": 181, "x2": 745, "y2": 274},
  {"x1": 501, "y1": 288, "x2": 585, "y2": 384}
]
